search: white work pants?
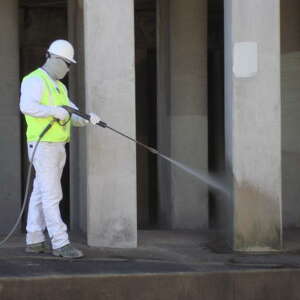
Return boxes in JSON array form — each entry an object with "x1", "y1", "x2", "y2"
[{"x1": 26, "y1": 142, "x2": 69, "y2": 249}]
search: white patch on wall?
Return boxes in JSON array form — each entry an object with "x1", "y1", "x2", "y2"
[{"x1": 233, "y1": 42, "x2": 258, "y2": 78}]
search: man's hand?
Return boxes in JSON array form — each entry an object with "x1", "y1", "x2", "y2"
[
  {"x1": 89, "y1": 113, "x2": 101, "y2": 125},
  {"x1": 51, "y1": 106, "x2": 69, "y2": 121}
]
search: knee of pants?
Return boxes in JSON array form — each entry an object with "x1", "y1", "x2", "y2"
[{"x1": 41, "y1": 189, "x2": 63, "y2": 207}]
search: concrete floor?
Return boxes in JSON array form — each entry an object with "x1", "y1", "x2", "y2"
[
  {"x1": 1, "y1": 230, "x2": 300, "y2": 299},
  {"x1": 0, "y1": 230, "x2": 229, "y2": 276}
]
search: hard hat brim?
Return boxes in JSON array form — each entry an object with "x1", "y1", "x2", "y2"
[{"x1": 48, "y1": 51, "x2": 77, "y2": 64}]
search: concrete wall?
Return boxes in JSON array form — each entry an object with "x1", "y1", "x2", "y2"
[
  {"x1": 68, "y1": 0, "x2": 87, "y2": 233},
  {"x1": 135, "y1": 1, "x2": 157, "y2": 228},
  {"x1": 83, "y1": 0, "x2": 137, "y2": 247},
  {"x1": 225, "y1": 0, "x2": 282, "y2": 250},
  {"x1": 3, "y1": 270, "x2": 300, "y2": 300},
  {"x1": 157, "y1": 0, "x2": 208, "y2": 230},
  {"x1": 0, "y1": 0, "x2": 21, "y2": 234},
  {"x1": 157, "y1": 0, "x2": 172, "y2": 228},
  {"x1": 223, "y1": 0, "x2": 235, "y2": 249},
  {"x1": 207, "y1": 0, "x2": 227, "y2": 231},
  {"x1": 169, "y1": 0, "x2": 208, "y2": 229},
  {"x1": 281, "y1": 0, "x2": 300, "y2": 228}
]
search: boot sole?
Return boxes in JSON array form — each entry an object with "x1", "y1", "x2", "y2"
[{"x1": 52, "y1": 252, "x2": 84, "y2": 259}]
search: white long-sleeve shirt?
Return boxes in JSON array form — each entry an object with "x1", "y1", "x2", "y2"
[{"x1": 20, "y1": 68, "x2": 87, "y2": 127}]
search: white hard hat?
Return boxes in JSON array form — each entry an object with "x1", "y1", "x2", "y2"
[{"x1": 48, "y1": 39, "x2": 76, "y2": 64}]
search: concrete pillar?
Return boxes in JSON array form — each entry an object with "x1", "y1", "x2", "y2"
[
  {"x1": 83, "y1": 0, "x2": 137, "y2": 247},
  {"x1": 0, "y1": 0, "x2": 21, "y2": 234},
  {"x1": 224, "y1": 0, "x2": 282, "y2": 250},
  {"x1": 169, "y1": 0, "x2": 208, "y2": 229}
]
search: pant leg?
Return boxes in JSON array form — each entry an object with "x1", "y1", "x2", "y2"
[
  {"x1": 26, "y1": 142, "x2": 46, "y2": 245},
  {"x1": 30, "y1": 142, "x2": 69, "y2": 249},
  {"x1": 26, "y1": 177, "x2": 46, "y2": 245}
]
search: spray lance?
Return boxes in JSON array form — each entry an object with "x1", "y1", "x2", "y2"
[
  {"x1": 61, "y1": 106, "x2": 160, "y2": 156},
  {"x1": 61, "y1": 105, "x2": 229, "y2": 196}
]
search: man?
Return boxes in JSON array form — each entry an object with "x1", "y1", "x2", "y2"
[{"x1": 20, "y1": 39, "x2": 100, "y2": 258}]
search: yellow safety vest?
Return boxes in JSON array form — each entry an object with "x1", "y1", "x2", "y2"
[{"x1": 23, "y1": 68, "x2": 71, "y2": 142}]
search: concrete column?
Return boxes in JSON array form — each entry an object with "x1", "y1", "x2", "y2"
[
  {"x1": 224, "y1": 0, "x2": 282, "y2": 250},
  {"x1": 83, "y1": 0, "x2": 137, "y2": 247},
  {"x1": 169, "y1": 0, "x2": 208, "y2": 229},
  {"x1": 0, "y1": 0, "x2": 21, "y2": 234}
]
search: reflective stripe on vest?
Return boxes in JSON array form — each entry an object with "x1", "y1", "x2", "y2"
[{"x1": 24, "y1": 68, "x2": 71, "y2": 142}]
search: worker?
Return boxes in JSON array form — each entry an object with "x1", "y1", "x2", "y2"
[{"x1": 19, "y1": 39, "x2": 100, "y2": 258}]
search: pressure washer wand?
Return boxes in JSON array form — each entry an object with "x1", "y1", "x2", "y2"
[
  {"x1": 62, "y1": 106, "x2": 229, "y2": 196},
  {"x1": 105, "y1": 127, "x2": 159, "y2": 155},
  {"x1": 62, "y1": 106, "x2": 159, "y2": 155}
]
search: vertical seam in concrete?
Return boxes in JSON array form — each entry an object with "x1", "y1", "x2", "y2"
[{"x1": 277, "y1": 0, "x2": 283, "y2": 248}]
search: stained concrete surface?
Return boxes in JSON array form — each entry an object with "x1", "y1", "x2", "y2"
[
  {"x1": 224, "y1": 0, "x2": 282, "y2": 250},
  {"x1": 1, "y1": 230, "x2": 300, "y2": 299},
  {"x1": 0, "y1": 231, "x2": 228, "y2": 278}
]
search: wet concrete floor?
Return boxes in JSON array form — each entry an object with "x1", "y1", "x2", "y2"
[
  {"x1": 1, "y1": 230, "x2": 300, "y2": 300},
  {"x1": 1, "y1": 229, "x2": 300, "y2": 277}
]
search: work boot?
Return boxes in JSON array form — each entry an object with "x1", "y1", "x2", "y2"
[
  {"x1": 52, "y1": 244, "x2": 84, "y2": 259},
  {"x1": 25, "y1": 242, "x2": 51, "y2": 254}
]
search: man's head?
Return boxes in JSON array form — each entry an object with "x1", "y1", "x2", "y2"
[
  {"x1": 43, "y1": 40, "x2": 76, "y2": 80},
  {"x1": 48, "y1": 39, "x2": 76, "y2": 64}
]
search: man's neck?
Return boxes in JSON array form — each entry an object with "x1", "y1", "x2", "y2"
[
  {"x1": 41, "y1": 66, "x2": 58, "y2": 83},
  {"x1": 42, "y1": 61, "x2": 59, "y2": 81}
]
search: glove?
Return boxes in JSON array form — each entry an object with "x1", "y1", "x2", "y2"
[
  {"x1": 51, "y1": 106, "x2": 69, "y2": 121},
  {"x1": 88, "y1": 112, "x2": 101, "y2": 125}
]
